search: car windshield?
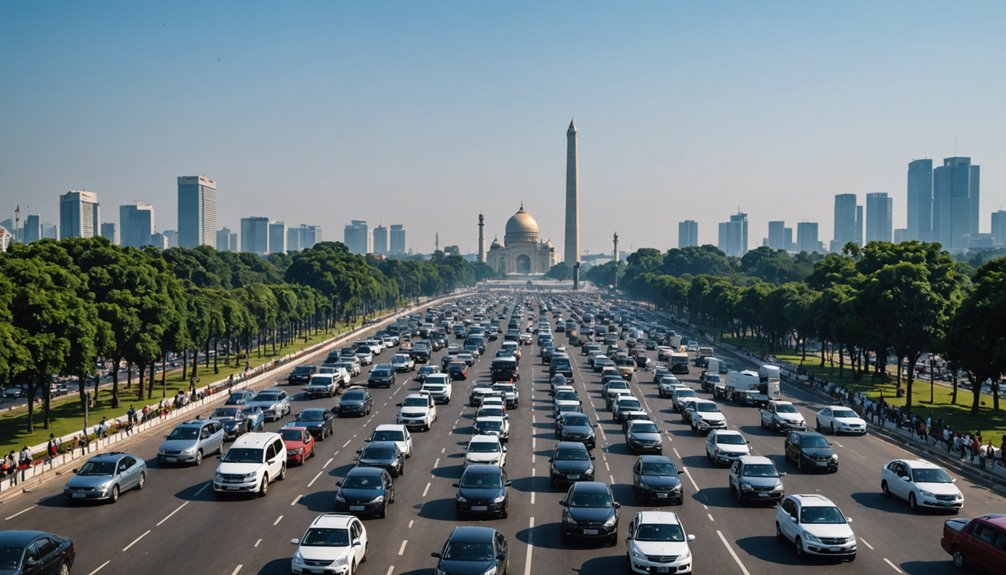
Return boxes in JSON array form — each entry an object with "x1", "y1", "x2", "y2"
[
  {"x1": 480, "y1": 408, "x2": 504, "y2": 417},
  {"x1": 641, "y1": 462, "x2": 678, "y2": 475},
  {"x1": 568, "y1": 492, "x2": 612, "y2": 508},
  {"x1": 800, "y1": 506, "x2": 847, "y2": 524},
  {"x1": 635, "y1": 523, "x2": 686, "y2": 542},
  {"x1": 298, "y1": 411, "x2": 324, "y2": 422},
  {"x1": 913, "y1": 467, "x2": 953, "y2": 483},
  {"x1": 443, "y1": 541, "x2": 494, "y2": 561},
  {"x1": 372, "y1": 369, "x2": 390, "y2": 376},
  {"x1": 555, "y1": 447, "x2": 589, "y2": 461},
  {"x1": 301, "y1": 528, "x2": 350, "y2": 547},
  {"x1": 343, "y1": 391, "x2": 365, "y2": 401},
  {"x1": 469, "y1": 441, "x2": 500, "y2": 453},
  {"x1": 776, "y1": 404, "x2": 797, "y2": 413},
  {"x1": 800, "y1": 435, "x2": 830, "y2": 448},
  {"x1": 342, "y1": 474, "x2": 381, "y2": 489},
  {"x1": 167, "y1": 427, "x2": 200, "y2": 440},
  {"x1": 370, "y1": 431, "x2": 403, "y2": 442},
  {"x1": 213, "y1": 408, "x2": 239, "y2": 418},
  {"x1": 461, "y1": 472, "x2": 503, "y2": 488},
  {"x1": 362, "y1": 447, "x2": 396, "y2": 459},
  {"x1": 403, "y1": 397, "x2": 428, "y2": 407},
  {"x1": 77, "y1": 461, "x2": 115, "y2": 476},
  {"x1": 674, "y1": 390, "x2": 696, "y2": 398},
  {"x1": 716, "y1": 434, "x2": 746, "y2": 445},
  {"x1": 281, "y1": 429, "x2": 305, "y2": 441},
  {"x1": 631, "y1": 423, "x2": 659, "y2": 434},
  {"x1": 696, "y1": 403, "x2": 719, "y2": 413},
  {"x1": 477, "y1": 420, "x2": 503, "y2": 431},
  {"x1": 223, "y1": 448, "x2": 263, "y2": 463},
  {"x1": 832, "y1": 409, "x2": 858, "y2": 419},
  {"x1": 619, "y1": 400, "x2": 642, "y2": 410},
  {"x1": 253, "y1": 392, "x2": 279, "y2": 402},
  {"x1": 743, "y1": 464, "x2": 779, "y2": 477},
  {"x1": 564, "y1": 416, "x2": 589, "y2": 427}
]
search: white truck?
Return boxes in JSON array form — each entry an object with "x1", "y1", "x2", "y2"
[
  {"x1": 304, "y1": 373, "x2": 339, "y2": 398},
  {"x1": 706, "y1": 357, "x2": 728, "y2": 375},
  {"x1": 724, "y1": 365, "x2": 782, "y2": 406},
  {"x1": 758, "y1": 364, "x2": 782, "y2": 402}
]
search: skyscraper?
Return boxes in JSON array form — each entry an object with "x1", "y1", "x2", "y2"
[
  {"x1": 717, "y1": 212, "x2": 748, "y2": 258},
  {"x1": 216, "y1": 227, "x2": 235, "y2": 251},
  {"x1": 344, "y1": 220, "x2": 369, "y2": 254},
  {"x1": 177, "y1": 176, "x2": 217, "y2": 248},
  {"x1": 163, "y1": 229, "x2": 178, "y2": 248},
  {"x1": 767, "y1": 221, "x2": 787, "y2": 251},
  {"x1": 564, "y1": 119, "x2": 580, "y2": 264},
  {"x1": 120, "y1": 202, "x2": 155, "y2": 248},
  {"x1": 933, "y1": 157, "x2": 980, "y2": 251},
  {"x1": 389, "y1": 224, "x2": 405, "y2": 256},
  {"x1": 269, "y1": 221, "x2": 286, "y2": 254},
  {"x1": 907, "y1": 159, "x2": 933, "y2": 241},
  {"x1": 865, "y1": 193, "x2": 893, "y2": 243},
  {"x1": 678, "y1": 220, "x2": 698, "y2": 248},
  {"x1": 240, "y1": 216, "x2": 270, "y2": 255},
  {"x1": 373, "y1": 225, "x2": 388, "y2": 256},
  {"x1": 796, "y1": 222, "x2": 820, "y2": 253},
  {"x1": 831, "y1": 193, "x2": 862, "y2": 252},
  {"x1": 991, "y1": 211, "x2": 1006, "y2": 247},
  {"x1": 59, "y1": 190, "x2": 100, "y2": 239},
  {"x1": 23, "y1": 214, "x2": 41, "y2": 243}
]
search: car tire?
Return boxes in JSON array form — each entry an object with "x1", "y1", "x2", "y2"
[
  {"x1": 881, "y1": 480, "x2": 890, "y2": 497},
  {"x1": 816, "y1": 419, "x2": 822, "y2": 432},
  {"x1": 379, "y1": 501, "x2": 387, "y2": 518},
  {"x1": 259, "y1": 476, "x2": 269, "y2": 497},
  {"x1": 794, "y1": 536, "x2": 804, "y2": 557},
  {"x1": 952, "y1": 545, "x2": 965, "y2": 569},
  {"x1": 909, "y1": 492, "x2": 918, "y2": 511},
  {"x1": 195, "y1": 450, "x2": 203, "y2": 466},
  {"x1": 137, "y1": 472, "x2": 145, "y2": 490},
  {"x1": 607, "y1": 533, "x2": 618, "y2": 546},
  {"x1": 110, "y1": 484, "x2": 120, "y2": 503},
  {"x1": 775, "y1": 522, "x2": 784, "y2": 540},
  {"x1": 830, "y1": 423, "x2": 836, "y2": 435},
  {"x1": 58, "y1": 561, "x2": 70, "y2": 575}
]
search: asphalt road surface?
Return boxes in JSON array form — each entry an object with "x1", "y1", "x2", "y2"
[{"x1": 2, "y1": 295, "x2": 1001, "y2": 575}]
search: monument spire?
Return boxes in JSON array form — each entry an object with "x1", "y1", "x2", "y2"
[{"x1": 564, "y1": 118, "x2": 580, "y2": 264}]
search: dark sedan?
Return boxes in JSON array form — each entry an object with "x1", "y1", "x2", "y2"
[
  {"x1": 446, "y1": 361, "x2": 468, "y2": 381},
  {"x1": 335, "y1": 386, "x2": 373, "y2": 417},
  {"x1": 224, "y1": 390, "x2": 256, "y2": 406},
  {"x1": 0, "y1": 530, "x2": 76, "y2": 575},
  {"x1": 557, "y1": 413, "x2": 596, "y2": 448},
  {"x1": 453, "y1": 464, "x2": 510, "y2": 519},
  {"x1": 632, "y1": 455, "x2": 684, "y2": 504},
  {"x1": 355, "y1": 441, "x2": 405, "y2": 477},
  {"x1": 560, "y1": 481, "x2": 620, "y2": 545},
  {"x1": 784, "y1": 431, "x2": 839, "y2": 473},
  {"x1": 549, "y1": 441, "x2": 595, "y2": 487},
  {"x1": 287, "y1": 364, "x2": 317, "y2": 385},
  {"x1": 335, "y1": 466, "x2": 395, "y2": 518},
  {"x1": 367, "y1": 365, "x2": 396, "y2": 388},
  {"x1": 432, "y1": 527, "x2": 508, "y2": 575},
  {"x1": 287, "y1": 408, "x2": 335, "y2": 441}
]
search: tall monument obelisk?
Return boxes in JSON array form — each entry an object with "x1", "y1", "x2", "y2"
[
  {"x1": 564, "y1": 119, "x2": 580, "y2": 264},
  {"x1": 477, "y1": 213, "x2": 486, "y2": 263}
]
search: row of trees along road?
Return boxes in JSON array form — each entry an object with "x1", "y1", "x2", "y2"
[
  {"x1": 613, "y1": 242, "x2": 1006, "y2": 417},
  {"x1": 0, "y1": 238, "x2": 495, "y2": 433}
]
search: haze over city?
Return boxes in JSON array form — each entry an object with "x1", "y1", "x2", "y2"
[{"x1": 2, "y1": 0, "x2": 1005, "y2": 254}]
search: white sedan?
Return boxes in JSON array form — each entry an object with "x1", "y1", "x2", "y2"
[
  {"x1": 880, "y1": 458, "x2": 964, "y2": 511},
  {"x1": 815, "y1": 405, "x2": 867, "y2": 435}
]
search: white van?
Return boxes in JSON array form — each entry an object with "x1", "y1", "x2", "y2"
[{"x1": 213, "y1": 432, "x2": 286, "y2": 497}]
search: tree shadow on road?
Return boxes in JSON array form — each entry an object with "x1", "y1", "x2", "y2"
[{"x1": 734, "y1": 535, "x2": 805, "y2": 566}]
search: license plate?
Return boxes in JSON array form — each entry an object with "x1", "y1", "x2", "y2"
[
  {"x1": 72, "y1": 492, "x2": 85, "y2": 499},
  {"x1": 758, "y1": 492, "x2": 769, "y2": 497},
  {"x1": 567, "y1": 474, "x2": 580, "y2": 480},
  {"x1": 817, "y1": 461, "x2": 828, "y2": 467},
  {"x1": 656, "y1": 492, "x2": 669, "y2": 498},
  {"x1": 831, "y1": 547, "x2": 842, "y2": 552},
  {"x1": 583, "y1": 529, "x2": 598, "y2": 535},
  {"x1": 349, "y1": 505, "x2": 364, "y2": 511},
  {"x1": 657, "y1": 568, "x2": 670, "y2": 574},
  {"x1": 163, "y1": 457, "x2": 176, "y2": 462},
  {"x1": 472, "y1": 505, "x2": 488, "y2": 511}
]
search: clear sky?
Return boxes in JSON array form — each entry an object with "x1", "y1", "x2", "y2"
[{"x1": 2, "y1": 1, "x2": 1004, "y2": 255}]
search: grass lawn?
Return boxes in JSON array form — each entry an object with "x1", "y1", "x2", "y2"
[
  {"x1": 721, "y1": 336, "x2": 1006, "y2": 448},
  {"x1": 0, "y1": 317, "x2": 381, "y2": 455}
]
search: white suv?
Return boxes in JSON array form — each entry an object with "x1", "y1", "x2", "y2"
[
  {"x1": 397, "y1": 393, "x2": 437, "y2": 431},
  {"x1": 465, "y1": 435, "x2": 507, "y2": 467},
  {"x1": 214, "y1": 432, "x2": 286, "y2": 497},
  {"x1": 687, "y1": 399, "x2": 727, "y2": 434},
  {"x1": 420, "y1": 380, "x2": 452, "y2": 404},
  {"x1": 291, "y1": 513, "x2": 368, "y2": 575},
  {"x1": 704, "y1": 430, "x2": 751, "y2": 465},
  {"x1": 880, "y1": 458, "x2": 964, "y2": 511},
  {"x1": 625, "y1": 511, "x2": 695, "y2": 574},
  {"x1": 775, "y1": 494, "x2": 857, "y2": 560}
]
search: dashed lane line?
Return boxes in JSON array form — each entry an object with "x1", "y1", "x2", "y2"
[
  {"x1": 848, "y1": 449, "x2": 867, "y2": 460},
  {"x1": 386, "y1": 566, "x2": 394, "y2": 575},
  {"x1": 308, "y1": 470, "x2": 324, "y2": 488},
  {"x1": 291, "y1": 494, "x2": 303, "y2": 506},
  {"x1": 342, "y1": 439, "x2": 353, "y2": 448},
  {"x1": 434, "y1": 457, "x2": 440, "y2": 468},
  {"x1": 324, "y1": 457, "x2": 334, "y2": 469},
  {"x1": 441, "y1": 447, "x2": 446, "y2": 454},
  {"x1": 254, "y1": 539, "x2": 261, "y2": 548},
  {"x1": 5, "y1": 505, "x2": 36, "y2": 521},
  {"x1": 398, "y1": 540, "x2": 408, "y2": 555},
  {"x1": 87, "y1": 560, "x2": 110, "y2": 575},
  {"x1": 707, "y1": 513, "x2": 715, "y2": 522},
  {"x1": 682, "y1": 467, "x2": 701, "y2": 492},
  {"x1": 523, "y1": 517, "x2": 535, "y2": 575},
  {"x1": 122, "y1": 530, "x2": 151, "y2": 553},
  {"x1": 716, "y1": 530, "x2": 751, "y2": 575},
  {"x1": 408, "y1": 520, "x2": 414, "y2": 529},
  {"x1": 274, "y1": 515, "x2": 284, "y2": 526},
  {"x1": 531, "y1": 491, "x2": 536, "y2": 505},
  {"x1": 423, "y1": 482, "x2": 431, "y2": 497},
  {"x1": 860, "y1": 537, "x2": 874, "y2": 550},
  {"x1": 193, "y1": 481, "x2": 210, "y2": 498},
  {"x1": 156, "y1": 502, "x2": 188, "y2": 526},
  {"x1": 231, "y1": 565, "x2": 243, "y2": 575},
  {"x1": 883, "y1": 558, "x2": 903, "y2": 573}
]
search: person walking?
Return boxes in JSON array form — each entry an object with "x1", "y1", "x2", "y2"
[
  {"x1": 127, "y1": 405, "x2": 136, "y2": 435},
  {"x1": 18, "y1": 446, "x2": 31, "y2": 483},
  {"x1": 6, "y1": 451, "x2": 17, "y2": 486},
  {"x1": 979, "y1": 440, "x2": 988, "y2": 469}
]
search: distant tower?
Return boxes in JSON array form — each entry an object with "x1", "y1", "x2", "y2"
[
  {"x1": 478, "y1": 213, "x2": 486, "y2": 263},
  {"x1": 564, "y1": 119, "x2": 580, "y2": 264},
  {"x1": 435, "y1": 231, "x2": 440, "y2": 253},
  {"x1": 613, "y1": 232, "x2": 619, "y2": 289}
]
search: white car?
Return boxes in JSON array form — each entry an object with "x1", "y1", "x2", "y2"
[
  {"x1": 473, "y1": 415, "x2": 510, "y2": 442},
  {"x1": 760, "y1": 401, "x2": 807, "y2": 432},
  {"x1": 880, "y1": 459, "x2": 964, "y2": 511},
  {"x1": 670, "y1": 387, "x2": 698, "y2": 412},
  {"x1": 369, "y1": 424, "x2": 413, "y2": 458},
  {"x1": 354, "y1": 349, "x2": 374, "y2": 365},
  {"x1": 213, "y1": 432, "x2": 286, "y2": 497},
  {"x1": 291, "y1": 514, "x2": 368, "y2": 575},
  {"x1": 815, "y1": 406, "x2": 867, "y2": 435},
  {"x1": 391, "y1": 353, "x2": 415, "y2": 372},
  {"x1": 625, "y1": 511, "x2": 695, "y2": 574},
  {"x1": 397, "y1": 393, "x2": 437, "y2": 431},
  {"x1": 465, "y1": 435, "x2": 507, "y2": 467},
  {"x1": 775, "y1": 494, "x2": 857, "y2": 560},
  {"x1": 419, "y1": 381, "x2": 452, "y2": 404},
  {"x1": 687, "y1": 399, "x2": 727, "y2": 434},
  {"x1": 705, "y1": 430, "x2": 751, "y2": 465}
]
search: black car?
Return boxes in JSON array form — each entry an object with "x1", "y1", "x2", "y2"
[
  {"x1": 288, "y1": 408, "x2": 335, "y2": 441},
  {"x1": 559, "y1": 481, "x2": 620, "y2": 545},
  {"x1": 335, "y1": 386, "x2": 373, "y2": 417},
  {"x1": 410, "y1": 345, "x2": 431, "y2": 363},
  {"x1": 446, "y1": 362, "x2": 468, "y2": 381},
  {"x1": 557, "y1": 413, "x2": 596, "y2": 448},
  {"x1": 287, "y1": 364, "x2": 317, "y2": 385},
  {"x1": 0, "y1": 530, "x2": 76, "y2": 575},
  {"x1": 355, "y1": 441, "x2": 405, "y2": 477},
  {"x1": 367, "y1": 365, "x2": 396, "y2": 388},
  {"x1": 224, "y1": 390, "x2": 256, "y2": 406},
  {"x1": 335, "y1": 466, "x2": 395, "y2": 518},
  {"x1": 453, "y1": 464, "x2": 510, "y2": 518},
  {"x1": 549, "y1": 441, "x2": 595, "y2": 486},
  {"x1": 784, "y1": 431, "x2": 838, "y2": 473},
  {"x1": 432, "y1": 527, "x2": 508, "y2": 575},
  {"x1": 632, "y1": 455, "x2": 684, "y2": 504}
]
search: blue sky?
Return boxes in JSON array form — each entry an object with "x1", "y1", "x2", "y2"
[{"x1": 2, "y1": 1, "x2": 1004, "y2": 254}]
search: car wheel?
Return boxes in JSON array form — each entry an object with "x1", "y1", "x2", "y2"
[
  {"x1": 796, "y1": 457, "x2": 803, "y2": 472},
  {"x1": 195, "y1": 450, "x2": 203, "y2": 466},
  {"x1": 379, "y1": 501, "x2": 387, "y2": 518},
  {"x1": 816, "y1": 419, "x2": 822, "y2": 432},
  {"x1": 137, "y1": 472, "x2": 145, "y2": 490},
  {"x1": 608, "y1": 533, "x2": 618, "y2": 546},
  {"x1": 502, "y1": 504, "x2": 508, "y2": 519},
  {"x1": 110, "y1": 484, "x2": 120, "y2": 503},
  {"x1": 58, "y1": 562, "x2": 70, "y2": 575},
  {"x1": 259, "y1": 476, "x2": 269, "y2": 497},
  {"x1": 775, "y1": 522, "x2": 784, "y2": 540},
  {"x1": 909, "y1": 492, "x2": 918, "y2": 511},
  {"x1": 794, "y1": 536, "x2": 804, "y2": 557},
  {"x1": 830, "y1": 423, "x2": 836, "y2": 435},
  {"x1": 881, "y1": 480, "x2": 890, "y2": 497},
  {"x1": 952, "y1": 545, "x2": 966, "y2": 568}
]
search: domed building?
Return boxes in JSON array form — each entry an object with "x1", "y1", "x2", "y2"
[{"x1": 486, "y1": 204, "x2": 556, "y2": 275}]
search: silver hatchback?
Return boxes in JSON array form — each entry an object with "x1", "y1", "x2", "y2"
[{"x1": 158, "y1": 419, "x2": 225, "y2": 466}]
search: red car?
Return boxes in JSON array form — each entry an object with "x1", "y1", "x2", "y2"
[{"x1": 281, "y1": 426, "x2": 316, "y2": 465}]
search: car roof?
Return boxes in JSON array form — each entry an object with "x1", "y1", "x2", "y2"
[
  {"x1": 343, "y1": 386, "x2": 367, "y2": 394},
  {"x1": 893, "y1": 458, "x2": 942, "y2": 469},
  {"x1": 448, "y1": 526, "x2": 497, "y2": 543},
  {"x1": 974, "y1": 514, "x2": 1006, "y2": 528},
  {"x1": 374, "y1": 424, "x2": 407, "y2": 432},
  {"x1": 635, "y1": 510, "x2": 683, "y2": 525},
  {"x1": 309, "y1": 513, "x2": 356, "y2": 529},
  {"x1": 789, "y1": 493, "x2": 837, "y2": 507},
  {"x1": 177, "y1": 419, "x2": 211, "y2": 428},
  {"x1": 738, "y1": 455, "x2": 774, "y2": 465},
  {"x1": 469, "y1": 435, "x2": 500, "y2": 444},
  {"x1": 769, "y1": 400, "x2": 794, "y2": 406},
  {"x1": 0, "y1": 531, "x2": 54, "y2": 546},
  {"x1": 568, "y1": 481, "x2": 610, "y2": 494},
  {"x1": 709, "y1": 429, "x2": 743, "y2": 437},
  {"x1": 462, "y1": 464, "x2": 504, "y2": 475},
  {"x1": 476, "y1": 416, "x2": 505, "y2": 422},
  {"x1": 232, "y1": 432, "x2": 281, "y2": 448},
  {"x1": 346, "y1": 466, "x2": 386, "y2": 477},
  {"x1": 299, "y1": 407, "x2": 327, "y2": 413},
  {"x1": 555, "y1": 441, "x2": 589, "y2": 451},
  {"x1": 824, "y1": 405, "x2": 853, "y2": 411},
  {"x1": 87, "y1": 452, "x2": 130, "y2": 462},
  {"x1": 638, "y1": 455, "x2": 674, "y2": 464}
]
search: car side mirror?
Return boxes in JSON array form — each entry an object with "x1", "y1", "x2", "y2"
[
  {"x1": 789, "y1": 515, "x2": 798, "y2": 522},
  {"x1": 290, "y1": 538, "x2": 300, "y2": 545},
  {"x1": 558, "y1": 500, "x2": 567, "y2": 506},
  {"x1": 779, "y1": 472, "x2": 787, "y2": 477},
  {"x1": 352, "y1": 538, "x2": 362, "y2": 547},
  {"x1": 590, "y1": 455, "x2": 596, "y2": 460},
  {"x1": 72, "y1": 468, "x2": 78, "y2": 474},
  {"x1": 502, "y1": 446, "x2": 507, "y2": 452},
  {"x1": 431, "y1": 552, "x2": 441, "y2": 559},
  {"x1": 846, "y1": 517, "x2": 853, "y2": 523},
  {"x1": 504, "y1": 481, "x2": 512, "y2": 486},
  {"x1": 548, "y1": 458, "x2": 553, "y2": 462},
  {"x1": 614, "y1": 502, "x2": 621, "y2": 508},
  {"x1": 336, "y1": 481, "x2": 342, "y2": 486},
  {"x1": 901, "y1": 476, "x2": 910, "y2": 482},
  {"x1": 687, "y1": 534, "x2": 696, "y2": 542},
  {"x1": 452, "y1": 483, "x2": 459, "y2": 488}
]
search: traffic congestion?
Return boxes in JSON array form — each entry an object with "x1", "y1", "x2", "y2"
[{"x1": 1, "y1": 292, "x2": 1003, "y2": 575}]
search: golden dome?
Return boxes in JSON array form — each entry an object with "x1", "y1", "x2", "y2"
[{"x1": 505, "y1": 204, "x2": 539, "y2": 242}]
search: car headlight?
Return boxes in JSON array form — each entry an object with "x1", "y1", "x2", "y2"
[
  {"x1": 679, "y1": 547, "x2": 691, "y2": 560},
  {"x1": 603, "y1": 515, "x2": 617, "y2": 528},
  {"x1": 803, "y1": 532, "x2": 821, "y2": 544},
  {"x1": 215, "y1": 472, "x2": 223, "y2": 481},
  {"x1": 830, "y1": 454, "x2": 839, "y2": 462},
  {"x1": 369, "y1": 495, "x2": 384, "y2": 503},
  {"x1": 335, "y1": 555, "x2": 349, "y2": 566},
  {"x1": 100, "y1": 481, "x2": 115, "y2": 492},
  {"x1": 182, "y1": 447, "x2": 196, "y2": 454},
  {"x1": 293, "y1": 551, "x2": 303, "y2": 563},
  {"x1": 631, "y1": 546, "x2": 646, "y2": 561},
  {"x1": 457, "y1": 495, "x2": 468, "y2": 503},
  {"x1": 243, "y1": 472, "x2": 258, "y2": 479},
  {"x1": 918, "y1": 489, "x2": 932, "y2": 497},
  {"x1": 492, "y1": 494, "x2": 506, "y2": 503},
  {"x1": 481, "y1": 567, "x2": 497, "y2": 575},
  {"x1": 740, "y1": 481, "x2": 752, "y2": 490},
  {"x1": 335, "y1": 493, "x2": 346, "y2": 502}
]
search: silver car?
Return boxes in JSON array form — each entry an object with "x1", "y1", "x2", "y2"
[
  {"x1": 63, "y1": 452, "x2": 146, "y2": 503},
  {"x1": 158, "y1": 419, "x2": 225, "y2": 466},
  {"x1": 246, "y1": 388, "x2": 291, "y2": 422}
]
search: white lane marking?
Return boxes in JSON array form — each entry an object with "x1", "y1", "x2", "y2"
[
  {"x1": 121, "y1": 529, "x2": 151, "y2": 552},
  {"x1": 860, "y1": 537, "x2": 874, "y2": 550},
  {"x1": 5, "y1": 505, "x2": 36, "y2": 520},
  {"x1": 254, "y1": 539, "x2": 262, "y2": 548},
  {"x1": 604, "y1": 461, "x2": 611, "y2": 471},
  {"x1": 385, "y1": 567, "x2": 394, "y2": 575},
  {"x1": 352, "y1": 433, "x2": 358, "y2": 439},
  {"x1": 834, "y1": 441, "x2": 845, "y2": 448},
  {"x1": 398, "y1": 540, "x2": 408, "y2": 555},
  {"x1": 342, "y1": 439, "x2": 352, "y2": 448},
  {"x1": 274, "y1": 515, "x2": 284, "y2": 526},
  {"x1": 673, "y1": 448, "x2": 682, "y2": 459},
  {"x1": 884, "y1": 558, "x2": 903, "y2": 573},
  {"x1": 408, "y1": 520, "x2": 414, "y2": 529},
  {"x1": 441, "y1": 447, "x2": 446, "y2": 454},
  {"x1": 292, "y1": 494, "x2": 303, "y2": 506},
  {"x1": 707, "y1": 513, "x2": 715, "y2": 522},
  {"x1": 423, "y1": 482, "x2": 431, "y2": 497},
  {"x1": 682, "y1": 467, "x2": 700, "y2": 492},
  {"x1": 716, "y1": 530, "x2": 751, "y2": 575},
  {"x1": 848, "y1": 449, "x2": 867, "y2": 460},
  {"x1": 193, "y1": 481, "x2": 210, "y2": 498},
  {"x1": 324, "y1": 457, "x2": 334, "y2": 468},
  {"x1": 308, "y1": 470, "x2": 324, "y2": 488},
  {"x1": 523, "y1": 517, "x2": 535, "y2": 575},
  {"x1": 156, "y1": 502, "x2": 189, "y2": 526},
  {"x1": 434, "y1": 458, "x2": 440, "y2": 468},
  {"x1": 231, "y1": 565, "x2": 243, "y2": 575},
  {"x1": 531, "y1": 492, "x2": 536, "y2": 505},
  {"x1": 531, "y1": 467, "x2": 536, "y2": 476},
  {"x1": 531, "y1": 454, "x2": 535, "y2": 464},
  {"x1": 87, "y1": 561, "x2": 110, "y2": 575}
]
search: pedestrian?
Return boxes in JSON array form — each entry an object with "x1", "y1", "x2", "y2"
[
  {"x1": 127, "y1": 405, "x2": 136, "y2": 434},
  {"x1": 979, "y1": 441, "x2": 988, "y2": 469},
  {"x1": 6, "y1": 451, "x2": 16, "y2": 486},
  {"x1": 971, "y1": 436, "x2": 980, "y2": 463},
  {"x1": 19, "y1": 446, "x2": 31, "y2": 482},
  {"x1": 46, "y1": 434, "x2": 57, "y2": 465}
]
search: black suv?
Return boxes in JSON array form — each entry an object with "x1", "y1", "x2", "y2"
[
  {"x1": 559, "y1": 481, "x2": 620, "y2": 545},
  {"x1": 368, "y1": 364, "x2": 396, "y2": 388},
  {"x1": 335, "y1": 386, "x2": 373, "y2": 417},
  {"x1": 784, "y1": 431, "x2": 838, "y2": 473},
  {"x1": 287, "y1": 364, "x2": 317, "y2": 385}
]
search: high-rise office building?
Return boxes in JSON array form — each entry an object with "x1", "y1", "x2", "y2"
[
  {"x1": 767, "y1": 221, "x2": 788, "y2": 251},
  {"x1": 373, "y1": 225, "x2": 388, "y2": 256},
  {"x1": 389, "y1": 224, "x2": 405, "y2": 256},
  {"x1": 59, "y1": 190, "x2": 100, "y2": 239},
  {"x1": 865, "y1": 193, "x2": 893, "y2": 243},
  {"x1": 269, "y1": 221, "x2": 286, "y2": 254},
  {"x1": 41, "y1": 224, "x2": 57, "y2": 239},
  {"x1": 120, "y1": 203, "x2": 155, "y2": 248},
  {"x1": 23, "y1": 214, "x2": 41, "y2": 243},
  {"x1": 907, "y1": 159, "x2": 933, "y2": 241},
  {"x1": 100, "y1": 222, "x2": 117, "y2": 245},
  {"x1": 286, "y1": 228, "x2": 301, "y2": 252},
  {"x1": 894, "y1": 228, "x2": 908, "y2": 243},
  {"x1": 177, "y1": 176, "x2": 217, "y2": 248},
  {"x1": 796, "y1": 222, "x2": 820, "y2": 253},
  {"x1": 933, "y1": 157, "x2": 980, "y2": 251},
  {"x1": 717, "y1": 212, "x2": 748, "y2": 258},
  {"x1": 216, "y1": 227, "x2": 236, "y2": 251},
  {"x1": 344, "y1": 220, "x2": 369, "y2": 254},
  {"x1": 163, "y1": 229, "x2": 178, "y2": 248},
  {"x1": 830, "y1": 193, "x2": 863, "y2": 252},
  {"x1": 240, "y1": 216, "x2": 270, "y2": 255},
  {"x1": 288, "y1": 224, "x2": 321, "y2": 252},
  {"x1": 991, "y1": 211, "x2": 1006, "y2": 248},
  {"x1": 678, "y1": 220, "x2": 698, "y2": 248},
  {"x1": 149, "y1": 232, "x2": 169, "y2": 250}
]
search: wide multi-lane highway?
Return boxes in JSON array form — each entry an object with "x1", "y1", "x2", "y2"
[{"x1": 3, "y1": 294, "x2": 1002, "y2": 575}]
